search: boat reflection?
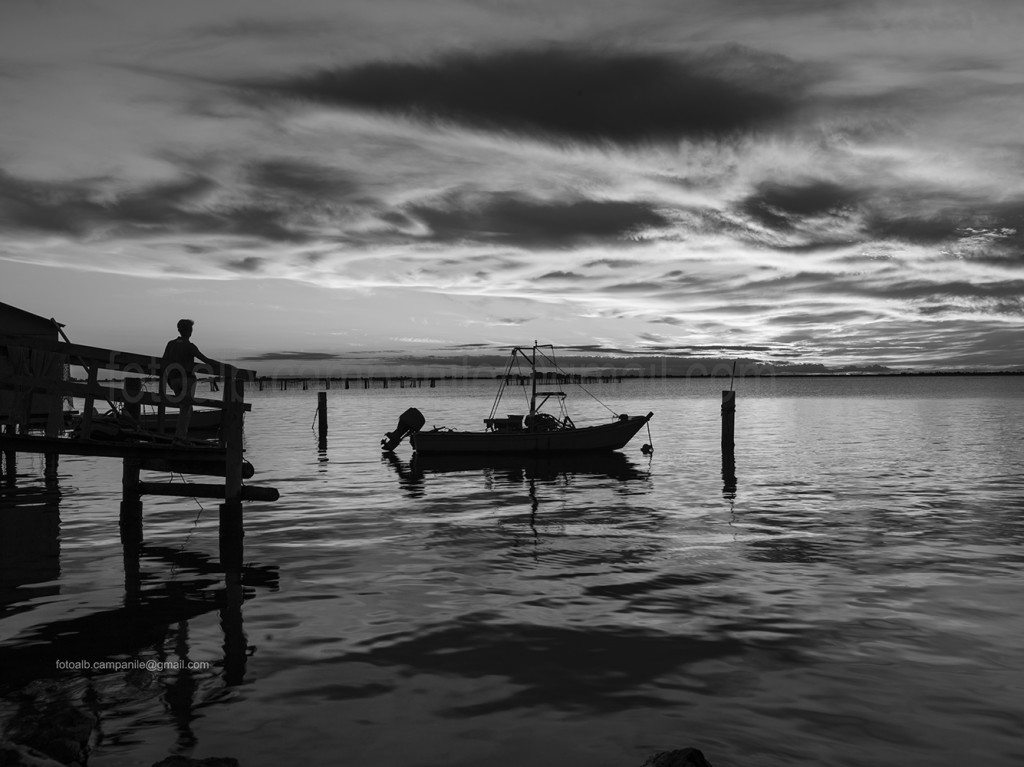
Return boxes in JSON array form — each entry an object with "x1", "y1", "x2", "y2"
[{"x1": 384, "y1": 450, "x2": 650, "y2": 494}]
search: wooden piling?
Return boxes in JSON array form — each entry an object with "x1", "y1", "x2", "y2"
[
  {"x1": 317, "y1": 391, "x2": 328, "y2": 449},
  {"x1": 3, "y1": 425, "x2": 15, "y2": 484},
  {"x1": 219, "y1": 372, "x2": 245, "y2": 569},
  {"x1": 221, "y1": 569, "x2": 247, "y2": 685},
  {"x1": 119, "y1": 455, "x2": 143, "y2": 544},
  {"x1": 721, "y1": 389, "x2": 737, "y2": 496},
  {"x1": 721, "y1": 390, "x2": 735, "y2": 450}
]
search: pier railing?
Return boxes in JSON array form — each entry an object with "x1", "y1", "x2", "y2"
[
  {"x1": 1, "y1": 333, "x2": 272, "y2": 568},
  {"x1": 0, "y1": 332, "x2": 255, "y2": 441}
]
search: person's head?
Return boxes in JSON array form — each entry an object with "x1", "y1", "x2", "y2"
[{"x1": 176, "y1": 319, "x2": 194, "y2": 338}]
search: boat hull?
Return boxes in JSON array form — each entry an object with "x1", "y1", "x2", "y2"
[{"x1": 410, "y1": 413, "x2": 652, "y2": 455}]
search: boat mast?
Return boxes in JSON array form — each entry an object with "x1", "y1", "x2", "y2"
[{"x1": 529, "y1": 341, "x2": 538, "y2": 426}]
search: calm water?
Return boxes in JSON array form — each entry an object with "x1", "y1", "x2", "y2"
[{"x1": 2, "y1": 376, "x2": 1023, "y2": 767}]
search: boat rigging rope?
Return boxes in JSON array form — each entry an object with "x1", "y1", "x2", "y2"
[
  {"x1": 534, "y1": 346, "x2": 619, "y2": 418},
  {"x1": 167, "y1": 471, "x2": 206, "y2": 580},
  {"x1": 642, "y1": 420, "x2": 654, "y2": 455}
]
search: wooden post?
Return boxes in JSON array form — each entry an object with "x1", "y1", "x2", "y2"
[
  {"x1": 123, "y1": 377, "x2": 142, "y2": 424},
  {"x1": 2, "y1": 424, "x2": 15, "y2": 485},
  {"x1": 80, "y1": 366, "x2": 98, "y2": 440},
  {"x1": 119, "y1": 455, "x2": 143, "y2": 543},
  {"x1": 317, "y1": 391, "x2": 328, "y2": 450},
  {"x1": 44, "y1": 366, "x2": 63, "y2": 477},
  {"x1": 721, "y1": 390, "x2": 735, "y2": 451},
  {"x1": 221, "y1": 568, "x2": 247, "y2": 685},
  {"x1": 721, "y1": 389, "x2": 736, "y2": 496},
  {"x1": 220, "y1": 370, "x2": 245, "y2": 569},
  {"x1": 157, "y1": 374, "x2": 167, "y2": 434}
]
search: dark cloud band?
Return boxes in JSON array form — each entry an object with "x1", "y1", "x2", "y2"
[{"x1": 244, "y1": 46, "x2": 807, "y2": 144}]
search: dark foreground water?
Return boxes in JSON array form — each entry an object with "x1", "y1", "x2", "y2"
[{"x1": 2, "y1": 376, "x2": 1023, "y2": 767}]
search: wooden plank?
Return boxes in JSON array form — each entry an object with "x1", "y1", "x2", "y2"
[
  {"x1": 138, "y1": 481, "x2": 278, "y2": 502},
  {"x1": 0, "y1": 432, "x2": 228, "y2": 461}
]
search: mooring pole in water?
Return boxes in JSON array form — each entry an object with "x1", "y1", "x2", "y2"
[
  {"x1": 721, "y1": 360, "x2": 738, "y2": 496},
  {"x1": 317, "y1": 391, "x2": 328, "y2": 449},
  {"x1": 721, "y1": 390, "x2": 735, "y2": 450}
]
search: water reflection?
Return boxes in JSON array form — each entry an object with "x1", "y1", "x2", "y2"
[
  {"x1": 0, "y1": 482, "x2": 61, "y2": 616},
  {"x1": 339, "y1": 616, "x2": 750, "y2": 716},
  {"x1": 384, "y1": 450, "x2": 650, "y2": 492},
  {"x1": 0, "y1": 476, "x2": 279, "y2": 763}
]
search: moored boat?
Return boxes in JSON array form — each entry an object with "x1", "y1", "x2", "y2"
[{"x1": 381, "y1": 343, "x2": 653, "y2": 455}]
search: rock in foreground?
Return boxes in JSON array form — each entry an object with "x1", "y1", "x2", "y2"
[{"x1": 640, "y1": 748, "x2": 714, "y2": 767}]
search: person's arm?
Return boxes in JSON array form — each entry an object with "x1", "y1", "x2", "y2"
[{"x1": 192, "y1": 345, "x2": 220, "y2": 371}]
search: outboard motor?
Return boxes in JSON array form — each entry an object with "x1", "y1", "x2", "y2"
[{"x1": 381, "y1": 407, "x2": 426, "y2": 452}]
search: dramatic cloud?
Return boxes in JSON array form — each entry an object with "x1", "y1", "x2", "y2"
[
  {"x1": 245, "y1": 46, "x2": 810, "y2": 145},
  {"x1": 0, "y1": 170, "x2": 306, "y2": 242},
  {"x1": 407, "y1": 194, "x2": 672, "y2": 249},
  {"x1": 1, "y1": 0, "x2": 1023, "y2": 369}
]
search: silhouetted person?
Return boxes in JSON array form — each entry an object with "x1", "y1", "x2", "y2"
[{"x1": 162, "y1": 319, "x2": 219, "y2": 441}]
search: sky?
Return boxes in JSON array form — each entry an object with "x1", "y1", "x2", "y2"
[{"x1": 1, "y1": 0, "x2": 1022, "y2": 374}]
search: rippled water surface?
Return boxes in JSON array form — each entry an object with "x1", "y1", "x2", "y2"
[{"x1": 2, "y1": 376, "x2": 1023, "y2": 766}]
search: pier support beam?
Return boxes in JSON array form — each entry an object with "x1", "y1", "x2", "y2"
[
  {"x1": 221, "y1": 569, "x2": 247, "y2": 685},
  {"x1": 219, "y1": 372, "x2": 245, "y2": 569},
  {"x1": 2, "y1": 430, "x2": 13, "y2": 486},
  {"x1": 119, "y1": 456, "x2": 143, "y2": 544}
]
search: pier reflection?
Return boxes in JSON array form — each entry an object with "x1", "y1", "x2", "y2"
[
  {"x1": 0, "y1": 482, "x2": 61, "y2": 617},
  {"x1": 0, "y1": 477, "x2": 278, "y2": 762}
]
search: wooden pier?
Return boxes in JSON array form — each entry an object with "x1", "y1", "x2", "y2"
[{"x1": 1, "y1": 323, "x2": 278, "y2": 569}]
